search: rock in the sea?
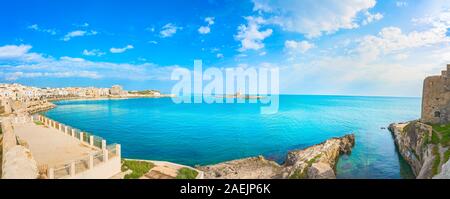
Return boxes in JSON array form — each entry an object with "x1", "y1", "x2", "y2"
[
  {"x1": 307, "y1": 163, "x2": 336, "y2": 179},
  {"x1": 197, "y1": 134, "x2": 355, "y2": 179},
  {"x1": 197, "y1": 156, "x2": 283, "y2": 179}
]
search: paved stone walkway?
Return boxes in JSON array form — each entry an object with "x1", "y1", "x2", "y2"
[{"x1": 13, "y1": 122, "x2": 99, "y2": 168}]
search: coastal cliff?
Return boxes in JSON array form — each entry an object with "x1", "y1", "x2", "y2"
[
  {"x1": 197, "y1": 134, "x2": 355, "y2": 179},
  {"x1": 389, "y1": 121, "x2": 450, "y2": 179}
]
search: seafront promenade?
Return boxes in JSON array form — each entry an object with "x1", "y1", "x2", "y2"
[
  {"x1": 14, "y1": 122, "x2": 99, "y2": 168},
  {"x1": 1, "y1": 114, "x2": 121, "y2": 179}
]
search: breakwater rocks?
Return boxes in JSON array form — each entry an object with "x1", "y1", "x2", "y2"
[
  {"x1": 197, "y1": 134, "x2": 355, "y2": 179},
  {"x1": 389, "y1": 121, "x2": 450, "y2": 179}
]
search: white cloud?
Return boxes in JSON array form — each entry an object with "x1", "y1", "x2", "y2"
[
  {"x1": 160, "y1": 23, "x2": 180, "y2": 38},
  {"x1": 82, "y1": 49, "x2": 105, "y2": 56},
  {"x1": 148, "y1": 40, "x2": 158, "y2": 44},
  {"x1": 284, "y1": 40, "x2": 315, "y2": 54},
  {"x1": 235, "y1": 16, "x2": 273, "y2": 51},
  {"x1": 251, "y1": 0, "x2": 378, "y2": 38},
  {"x1": 356, "y1": 26, "x2": 450, "y2": 62},
  {"x1": 110, "y1": 45, "x2": 134, "y2": 53},
  {"x1": 27, "y1": 24, "x2": 57, "y2": 35},
  {"x1": 4, "y1": 71, "x2": 101, "y2": 81},
  {"x1": 63, "y1": 30, "x2": 86, "y2": 41},
  {"x1": 0, "y1": 45, "x2": 33, "y2": 59},
  {"x1": 198, "y1": 17, "x2": 215, "y2": 35},
  {"x1": 0, "y1": 44, "x2": 46, "y2": 62},
  {"x1": 0, "y1": 44, "x2": 181, "y2": 81},
  {"x1": 198, "y1": 26, "x2": 211, "y2": 34},
  {"x1": 362, "y1": 11, "x2": 383, "y2": 26},
  {"x1": 278, "y1": 10, "x2": 450, "y2": 96},
  {"x1": 216, "y1": 53, "x2": 224, "y2": 58},
  {"x1": 205, "y1": 17, "x2": 215, "y2": 26},
  {"x1": 62, "y1": 30, "x2": 97, "y2": 41}
]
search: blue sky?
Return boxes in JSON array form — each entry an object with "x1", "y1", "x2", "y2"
[{"x1": 1, "y1": 0, "x2": 450, "y2": 96}]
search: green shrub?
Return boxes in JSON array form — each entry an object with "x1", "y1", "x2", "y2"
[
  {"x1": 34, "y1": 121, "x2": 44, "y2": 125},
  {"x1": 176, "y1": 168, "x2": 198, "y2": 179},
  {"x1": 444, "y1": 150, "x2": 450, "y2": 164},
  {"x1": 431, "y1": 131, "x2": 440, "y2": 145},
  {"x1": 431, "y1": 146, "x2": 441, "y2": 176},
  {"x1": 122, "y1": 160, "x2": 154, "y2": 179},
  {"x1": 289, "y1": 168, "x2": 307, "y2": 179},
  {"x1": 431, "y1": 124, "x2": 450, "y2": 146},
  {"x1": 289, "y1": 155, "x2": 322, "y2": 179}
]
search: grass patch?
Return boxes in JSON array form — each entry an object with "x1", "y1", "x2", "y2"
[
  {"x1": 431, "y1": 131, "x2": 440, "y2": 145},
  {"x1": 129, "y1": 90, "x2": 160, "y2": 95},
  {"x1": 431, "y1": 146, "x2": 441, "y2": 177},
  {"x1": 122, "y1": 160, "x2": 154, "y2": 179},
  {"x1": 176, "y1": 168, "x2": 199, "y2": 179},
  {"x1": 289, "y1": 168, "x2": 307, "y2": 179},
  {"x1": 444, "y1": 150, "x2": 450, "y2": 164},
  {"x1": 431, "y1": 124, "x2": 450, "y2": 146},
  {"x1": 34, "y1": 121, "x2": 44, "y2": 125},
  {"x1": 289, "y1": 154, "x2": 322, "y2": 179}
]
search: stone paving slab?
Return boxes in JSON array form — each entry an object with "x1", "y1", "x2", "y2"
[{"x1": 13, "y1": 122, "x2": 99, "y2": 168}]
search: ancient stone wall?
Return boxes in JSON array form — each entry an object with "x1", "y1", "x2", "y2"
[
  {"x1": 1, "y1": 117, "x2": 38, "y2": 179},
  {"x1": 421, "y1": 64, "x2": 450, "y2": 124}
]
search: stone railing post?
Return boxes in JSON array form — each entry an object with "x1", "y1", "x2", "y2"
[
  {"x1": 89, "y1": 136, "x2": 94, "y2": 146},
  {"x1": 70, "y1": 162, "x2": 76, "y2": 177},
  {"x1": 103, "y1": 149, "x2": 108, "y2": 162},
  {"x1": 71, "y1": 129, "x2": 75, "y2": 137},
  {"x1": 89, "y1": 154, "x2": 94, "y2": 169},
  {"x1": 64, "y1": 126, "x2": 68, "y2": 134},
  {"x1": 48, "y1": 168, "x2": 55, "y2": 179},
  {"x1": 116, "y1": 144, "x2": 121, "y2": 158},
  {"x1": 80, "y1": 132, "x2": 84, "y2": 142},
  {"x1": 101, "y1": 140, "x2": 106, "y2": 150}
]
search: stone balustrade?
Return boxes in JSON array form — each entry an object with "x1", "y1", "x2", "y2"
[{"x1": 34, "y1": 115, "x2": 121, "y2": 179}]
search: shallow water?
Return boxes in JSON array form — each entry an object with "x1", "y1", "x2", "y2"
[{"x1": 44, "y1": 95, "x2": 419, "y2": 179}]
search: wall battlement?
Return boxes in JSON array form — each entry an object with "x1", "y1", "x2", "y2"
[{"x1": 421, "y1": 64, "x2": 450, "y2": 124}]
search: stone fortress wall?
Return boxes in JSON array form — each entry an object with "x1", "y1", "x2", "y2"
[{"x1": 421, "y1": 64, "x2": 450, "y2": 124}]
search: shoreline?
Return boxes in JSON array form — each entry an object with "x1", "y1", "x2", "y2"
[
  {"x1": 47, "y1": 94, "x2": 174, "y2": 102},
  {"x1": 32, "y1": 102, "x2": 357, "y2": 179}
]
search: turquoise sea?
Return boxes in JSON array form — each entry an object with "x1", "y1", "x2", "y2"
[{"x1": 43, "y1": 95, "x2": 420, "y2": 179}]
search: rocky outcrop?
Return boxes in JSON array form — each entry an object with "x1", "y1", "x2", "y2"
[
  {"x1": 196, "y1": 156, "x2": 283, "y2": 179},
  {"x1": 26, "y1": 101, "x2": 56, "y2": 114},
  {"x1": 198, "y1": 134, "x2": 355, "y2": 179},
  {"x1": 389, "y1": 121, "x2": 450, "y2": 179}
]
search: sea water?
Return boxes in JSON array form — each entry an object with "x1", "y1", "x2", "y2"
[{"x1": 43, "y1": 95, "x2": 420, "y2": 179}]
